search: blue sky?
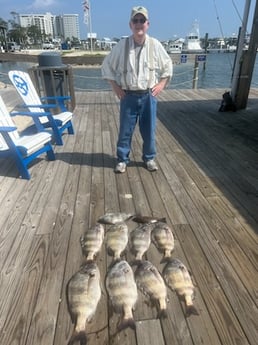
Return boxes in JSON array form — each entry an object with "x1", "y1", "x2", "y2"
[{"x1": 0, "y1": 0, "x2": 256, "y2": 41}]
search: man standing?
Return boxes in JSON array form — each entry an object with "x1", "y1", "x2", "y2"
[{"x1": 102, "y1": 6, "x2": 173, "y2": 173}]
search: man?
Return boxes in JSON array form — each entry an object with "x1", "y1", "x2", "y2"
[{"x1": 102, "y1": 6, "x2": 172, "y2": 173}]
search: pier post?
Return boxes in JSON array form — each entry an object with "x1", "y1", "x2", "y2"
[{"x1": 192, "y1": 57, "x2": 199, "y2": 89}]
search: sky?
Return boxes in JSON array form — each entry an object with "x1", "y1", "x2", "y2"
[{"x1": 0, "y1": 0, "x2": 256, "y2": 41}]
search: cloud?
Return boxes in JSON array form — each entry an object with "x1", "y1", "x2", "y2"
[{"x1": 31, "y1": 0, "x2": 58, "y2": 10}]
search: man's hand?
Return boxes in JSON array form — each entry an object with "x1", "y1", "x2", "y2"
[{"x1": 151, "y1": 78, "x2": 169, "y2": 97}]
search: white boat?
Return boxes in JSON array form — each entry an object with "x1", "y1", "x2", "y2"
[
  {"x1": 182, "y1": 20, "x2": 204, "y2": 54},
  {"x1": 167, "y1": 41, "x2": 183, "y2": 54}
]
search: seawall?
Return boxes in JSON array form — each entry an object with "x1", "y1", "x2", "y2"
[{"x1": 0, "y1": 51, "x2": 185, "y2": 66}]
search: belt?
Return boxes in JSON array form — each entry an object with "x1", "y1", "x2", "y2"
[{"x1": 124, "y1": 89, "x2": 150, "y2": 94}]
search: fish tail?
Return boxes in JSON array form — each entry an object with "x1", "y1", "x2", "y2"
[
  {"x1": 160, "y1": 255, "x2": 170, "y2": 264},
  {"x1": 113, "y1": 252, "x2": 121, "y2": 260},
  {"x1": 86, "y1": 252, "x2": 94, "y2": 261},
  {"x1": 135, "y1": 253, "x2": 143, "y2": 260},
  {"x1": 130, "y1": 258, "x2": 142, "y2": 266},
  {"x1": 159, "y1": 217, "x2": 167, "y2": 223},
  {"x1": 117, "y1": 317, "x2": 136, "y2": 332},
  {"x1": 68, "y1": 330, "x2": 87, "y2": 345},
  {"x1": 157, "y1": 308, "x2": 168, "y2": 319},
  {"x1": 185, "y1": 304, "x2": 199, "y2": 317}
]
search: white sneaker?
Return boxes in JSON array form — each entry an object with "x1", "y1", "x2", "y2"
[
  {"x1": 146, "y1": 159, "x2": 158, "y2": 172},
  {"x1": 114, "y1": 162, "x2": 127, "y2": 173}
]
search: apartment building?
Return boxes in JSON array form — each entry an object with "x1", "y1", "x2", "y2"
[{"x1": 18, "y1": 12, "x2": 80, "y2": 41}]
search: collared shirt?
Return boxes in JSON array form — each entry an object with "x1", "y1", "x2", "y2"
[{"x1": 101, "y1": 34, "x2": 173, "y2": 90}]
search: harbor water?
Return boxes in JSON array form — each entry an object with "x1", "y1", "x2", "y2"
[{"x1": 1, "y1": 53, "x2": 258, "y2": 90}]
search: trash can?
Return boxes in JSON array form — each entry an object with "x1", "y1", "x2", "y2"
[{"x1": 29, "y1": 51, "x2": 75, "y2": 112}]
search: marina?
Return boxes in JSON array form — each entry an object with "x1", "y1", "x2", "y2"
[
  {"x1": 0, "y1": 86, "x2": 257, "y2": 345},
  {"x1": 1, "y1": 52, "x2": 258, "y2": 91}
]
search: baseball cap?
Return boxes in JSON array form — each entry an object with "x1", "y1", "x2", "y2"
[{"x1": 130, "y1": 6, "x2": 149, "y2": 20}]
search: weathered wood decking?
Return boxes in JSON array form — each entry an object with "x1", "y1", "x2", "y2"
[{"x1": 0, "y1": 88, "x2": 257, "y2": 345}]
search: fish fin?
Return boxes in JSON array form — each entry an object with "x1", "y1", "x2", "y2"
[
  {"x1": 157, "y1": 309, "x2": 168, "y2": 319},
  {"x1": 66, "y1": 282, "x2": 76, "y2": 324},
  {"x1": 68, "y1": 330, "x2": 87, "y2": 345},
  {"x1": 117, "y1": 317, "x2": 136, "y2": 332},
  {"x1": 185, "y1": 305, "x2": 199, "y2": 317}
]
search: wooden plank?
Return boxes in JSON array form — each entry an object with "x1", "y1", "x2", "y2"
[
  {"x1": 24, "y1": 132, "x2": 80, "y2": 344},
  {"x1": 136, "y1": 319, "x2": 165, "y2": 345},
  {"x1": 1, "y1": 235, "x2": 50, "y2": 345}
]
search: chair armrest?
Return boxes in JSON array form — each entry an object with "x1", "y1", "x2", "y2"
[
  {"x1": 0, "y1": 126, "x2": 17, "y2": 132},
  {"x1": 11, "y1": 110, "x2": 53, "y2": 118},
  {"x1": 41, "y1": 96, "x2": 71, "y2": 101},
  {"x1": 41, "y1": 96, "x2": 71, "y2": 112},
  {"x1": 15, "y1": 103, "x2": 58, "y2": 110}
]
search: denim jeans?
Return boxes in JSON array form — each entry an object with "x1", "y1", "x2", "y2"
[{"x1": 117, "y1": 91, "x2": 157, "y2": 164}]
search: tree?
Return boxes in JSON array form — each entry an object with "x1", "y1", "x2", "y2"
[
  {"x1": 27, "y1": 25, "x2": 42, "y2": 44},
  {"x1": 7, "y1": 24, "x2": 27, "y2": 45}
]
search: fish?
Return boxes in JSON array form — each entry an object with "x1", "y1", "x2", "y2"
[
  {"x1": 105, "y1": 260, "x2": 138, "y2": 331},
  {"x1": 130, "y1": 223, "x2": 154, "y2": 261},
  {"x1": 163, "y1": 258, "x2": 199, "y2": 316},
  {"x1": 97, "y1": 212, "x2": 134, "y2": 225},
  {"x1": 151, "y1": 222, "x2": 174, "y2": 262},
  {"x1": 132, "y1": 215, "x2": 167, "y2": 224},
  {"x1": 80, "y1": 223, "x2": 104, "y2": 261},
  {"x1": 66, "y1": 262, "x2": 101, "y2": 345},
  {"x1": 134, "y1": 260, "x2": 168, "y2": 318},
  {"x1": 106, "y1": 222, "x2": 128, "y2": 260}
]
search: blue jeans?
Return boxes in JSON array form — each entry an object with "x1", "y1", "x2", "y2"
[{"x1": 117, "y1": 92, "x2": 157, "y2": 164}]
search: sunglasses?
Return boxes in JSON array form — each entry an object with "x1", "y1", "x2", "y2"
[{"x1": 132, "y1": 18, "x2": 146, "y2": 24}]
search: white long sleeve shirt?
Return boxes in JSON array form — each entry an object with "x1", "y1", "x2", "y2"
[{"x1": 101, "y1": 35, "x2": 173, "y2": 90}]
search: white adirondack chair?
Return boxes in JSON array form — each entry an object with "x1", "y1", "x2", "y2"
[
  {"x1": 0, "y1": 96, "x2": 55, "y2": 179},
  {"x1": 8, "y1": 70, "x2": 74, "y2": 145}
]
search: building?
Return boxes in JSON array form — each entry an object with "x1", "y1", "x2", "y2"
[
  {"x1": 58, "y1": 14, "x2": 80, "y2": 41},
  {"x1": 18, "y1": 12, "x2": 80, "y2": 41},
  {"x1": 18, "y1": 12, "x2": 55, "y2": 38}
]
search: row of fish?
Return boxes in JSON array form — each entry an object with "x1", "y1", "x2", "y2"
[
  {"x1": 66, "y1": 257, "x2": 198, "y2": 344},
  {"x1": 97, "y1": 212, "x2": 166, "y2": 225},
  {"x1": 80, "y1": 220, "x2": 174, "y2": 263},
  {"x1": 66, "y1": 212, "x2": 198, "y2": 344}
]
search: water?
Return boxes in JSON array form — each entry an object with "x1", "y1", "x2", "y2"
[{"x1": 1, "y1": 53, "x2": 258, "y2": 90}]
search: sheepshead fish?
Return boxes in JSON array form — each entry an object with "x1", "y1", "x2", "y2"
[
  {"x1": 106, "y1": 223, "x2": 128, "y2": 260},
  {"x1": 97, "y1": 212, "x2": 134, "y2": 225},
  {"x1": 130, "y1": 223, "x2": 154, "y2": 261},
  {"x1": 106, "y1": 260, "x2": 138, "y2": 331},
  {"x1": 66, "y1": 262, "x2": 101, "y2": 345},
  {"x1": 135, "y1": 260, "x2": 168, "y2": 318},
  {"x1": 151, "y1": 222, "x2": 174, "y2": 262},
  {"x1": 132, "y1": 215, "x2": 167, "y2": 224},
  {"x1": 163, "y1": 258, "x2": 199, "y2": 316},
  {"x1": 80, "y1": 223, "x2": 104, "y2": 261}
]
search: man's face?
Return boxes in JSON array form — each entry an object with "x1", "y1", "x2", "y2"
[{"x1": 130, "y1": 14, "x2": 149, "y2": 36}]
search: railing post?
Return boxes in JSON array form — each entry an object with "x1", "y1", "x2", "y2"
[{"x1": 192, "y1": 56, "x2": 199, "y2": 89}]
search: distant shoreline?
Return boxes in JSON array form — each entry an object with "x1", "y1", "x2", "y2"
[
  {"x1": 0, "y1": 51, "x2": 107, "y2": 66},
  {"x1": 0, "y1": 50, "x2": 182, "y2": 66}
]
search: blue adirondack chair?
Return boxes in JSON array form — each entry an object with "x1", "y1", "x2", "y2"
[
  {"x1": 8, "y1": 70, "x2": 74, "y2": 145},
  {"x1": 0, "y1": 96, "x2": 55, "y2": 179}
]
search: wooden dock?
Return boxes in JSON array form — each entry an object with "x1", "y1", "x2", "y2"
[{"x1": 0, "y1": 88, "x2": 257, "y2": 345}]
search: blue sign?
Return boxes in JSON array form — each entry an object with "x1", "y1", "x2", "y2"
[
  {"x1": 197, "y1": 54, "x2": 206, "y2": 62},
  {"x1": 181, "y1": 54, "x2": 187, "y2": 63}
]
